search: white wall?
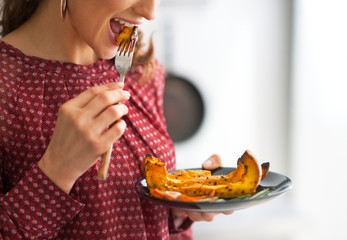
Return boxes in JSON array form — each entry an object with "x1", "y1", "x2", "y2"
[{"x1": 290, "y1": 0, "x2": 347, "y2": 239}]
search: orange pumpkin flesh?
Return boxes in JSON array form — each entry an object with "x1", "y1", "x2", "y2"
[
  {"x1": 143, "y1": 150, "x2": 268, "y2": 199},
  {"x1": 116, "y1": 26, "x2": 137, "y2": 47}
]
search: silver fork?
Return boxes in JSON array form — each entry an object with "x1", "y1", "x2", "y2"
[
  {"x1": 97, "y1": 27, "x2": 138, "y2": 180},
  {"x1": 115, "y1": 30, "x2": 138, "y2": 82}
]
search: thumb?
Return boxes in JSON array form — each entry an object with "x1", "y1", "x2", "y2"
[{"x1": 202, "y1": 154, "x2": 223, "y2": 170}]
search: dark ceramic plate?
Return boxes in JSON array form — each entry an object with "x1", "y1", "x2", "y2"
[{"x1": 135, "y1": 167, "x2": 293, "y2": 212}]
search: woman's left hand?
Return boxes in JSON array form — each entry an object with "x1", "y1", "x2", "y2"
[{"x1": 171, "y1": 154, "x2": 234, "y2": 222}]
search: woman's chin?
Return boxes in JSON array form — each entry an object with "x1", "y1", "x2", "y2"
[{"x1": 94, "y1": 47, "x2": 117, "y2": 60}]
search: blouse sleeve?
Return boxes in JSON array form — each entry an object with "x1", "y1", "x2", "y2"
[
  {"x1": 0, "y1": 159, "x2": 85, "y2": 239},
  {"x1": 0, "y1": 82, "x2": 85, "y2": 239}
]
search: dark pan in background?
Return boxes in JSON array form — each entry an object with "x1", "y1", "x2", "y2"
[{"x1": 163, "y1": 73, "x2": 205, "y2": 142}]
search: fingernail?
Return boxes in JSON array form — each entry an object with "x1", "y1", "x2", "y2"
[
  {"x1": 124, "y1": 91, "x2": 131, "y2": 99},
  {"x1": 203, "y1": 159, "x2": 212, "y2": 168}
]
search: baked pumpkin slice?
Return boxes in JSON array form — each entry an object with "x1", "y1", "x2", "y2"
[{"x1": 143, "y1": 150, "x2": 269, "y2": 199}]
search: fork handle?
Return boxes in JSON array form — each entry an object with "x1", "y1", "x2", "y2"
[
  {"x1": 97, "y1": 145, "x2": 113, "y2": 180},
  {"x1": 119, "y1": 73, "x2": 125, "y2": 82},
  {"x1": 98, "y1": 72, "x2": 126, "y2": 180}
]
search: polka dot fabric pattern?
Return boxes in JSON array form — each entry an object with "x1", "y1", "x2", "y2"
[{"x1": 0, "y1": 41, "x2": 192, "y2": 240}]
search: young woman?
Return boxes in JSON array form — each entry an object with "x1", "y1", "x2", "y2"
[{"x1": 0, "y1": 0, "x2": 232, "y2": 239}]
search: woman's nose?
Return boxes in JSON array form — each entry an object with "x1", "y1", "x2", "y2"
[{"x1": 134, "y1": 0, "x2": 159, "y2": 21}]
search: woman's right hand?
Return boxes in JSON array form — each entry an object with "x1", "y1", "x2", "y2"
[{"x1": 38, "y1": 82, "x2": 130, "y2": 193}]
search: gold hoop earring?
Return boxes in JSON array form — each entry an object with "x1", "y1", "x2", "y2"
[{"x1": 61, "y1": 0, "x2": 67, "y2": 21}]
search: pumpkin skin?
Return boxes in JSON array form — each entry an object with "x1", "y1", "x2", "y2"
[{"x1": 143, "y1": 150, "x2": 268, "y2": 199}]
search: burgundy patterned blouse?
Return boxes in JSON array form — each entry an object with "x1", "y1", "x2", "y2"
[{"x1": 0, "y1": 41, "x2": 193, "y2": 240}]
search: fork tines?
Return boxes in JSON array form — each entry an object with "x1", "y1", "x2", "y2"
[{"x1": 118, "y1": 39, "x2": 136, "y2": 56}]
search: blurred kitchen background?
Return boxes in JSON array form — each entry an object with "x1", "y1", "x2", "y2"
[{"x1": 141, "y1": 0, "x2": 347, "y2": 239}]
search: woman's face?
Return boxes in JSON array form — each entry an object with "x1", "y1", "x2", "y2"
[{"x1": 66, "y1": 0, "x2": 160, "y2": 59}]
